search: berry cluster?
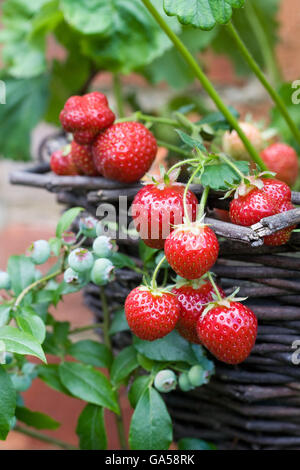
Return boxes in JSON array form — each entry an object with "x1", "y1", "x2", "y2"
[{"x1": 51, "y1": 92, "x2": 157, "y2": 183}]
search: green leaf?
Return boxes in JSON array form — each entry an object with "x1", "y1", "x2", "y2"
[
  {"x1": 56, "y1": 207, "x2": 83, "y2": 238},
  {"x1": 110, "y1": 346, "x2": 138, "y2": 386},
  {"x1": 271, "y1": 82, "x2": 300, "y2": 148},
  {"x1": 164, "y1": 0, "x2": 245, "y2": 31},
  {"x1": 76, "y1": 404, "x2": 107, "y2": 450},
  {"x1": 0, "y1": 366, "x2": 16, "y2": 440},
  {"x1": 178, "y1": 437, "x2": 217, "y2": 450},
  {"x1": 175, "y1": 129, "x2": 206, "y2": 152},
  {"x1": 16, "y1": 307, "x2": 46, "y2": 344},
  {"x1": 196, "y1": 106, "x2": 240, "y2": 131},
  {"x1": 15, "y1": 406, "x2": 60, "y2": 430},
  {"x1": 7, "y1": 255, "x2": 36, "y2": 296},
  {"x1": 133, "y1": 330, "x2": 199, "y2": 365},
  {"x1": 59, "y1": 362, "x2": 119, "y2": 414},
  {"x1": 129, "y1": 387, "x2": 172, "y2": 450},
  {"x1": 0, "y1": 326, "x2": 46, "y2": 362},
  {"x1": 128, "y1": 375, "x2": 151, "y2": 409},
  {"x1": 67, "y1": 340, "x2": 113, "y2": 370},
  {"x1": 48, "y1": 237, "x2": 62, "y2": 257},
  {"x1": 110, "y1": 252, "x2": 136, "y2": 270},
  {"x1": 0, "y1": 75, "x2": 49, "y2": 160},
  {"x1": 68, "y1": 0, "x2": 180, "y2": 73},
  {"x1": 200, "y1": 160, "x2": 250, "y2": 191},
  {"x1": 0, "y1": 305, "x2": 11, "y2": 327},
  {"x1": 37, "y1": 364, "x2": 71, "y2": 395},
  {"x1": 109, "y1": 309, "x2": 130, "y2": 336},
  {"x1": 138, "y1": 241, "x2": 159, "y2": 269}
]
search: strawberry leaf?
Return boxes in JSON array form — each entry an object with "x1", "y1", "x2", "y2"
[
  {"x1": 200, "y1": 160, "x2": 250, "y2": 191},
  {"x1": 164, "y1": 0, "x2": 245, "y2": 31}
]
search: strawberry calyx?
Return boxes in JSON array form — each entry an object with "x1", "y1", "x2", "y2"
[
  {"x1": 200, "y1": 287, "x2": 248, "y2": 318},
  {"x1": 62, "y1": 144, "x2": 72, "y2": 157},
  {"x1": 173, "y1": 274, "x2": 209, "y2": 290},
  {"x1": 223, "y1": 171, "x2": 275, "y2": 200},
  {"x1": 143, "y1": 165, "x2": 182, "y2": 190},
  {"x1": 137, "y1": 284, "x2": 174, "y2": 298}
]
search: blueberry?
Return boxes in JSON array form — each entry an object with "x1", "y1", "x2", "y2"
[
  {"x1": 91, "y1": 258, "x2": 114, "y2": 286},
  {"x1": 79, "y1": 216, "x2": 98, "y2": 238},
  {"x1": 178, "y1": 372, "x2": 194, "y2": 392},
  {"x1": 154, "y1": 369, "x2": 177, "y2": 393},
  {"x1": 188, "y1": 365, "x2": 208, "y2": 387},
  {"x1": 68, "y1": 248, "x2": 94, "y2": 273},
  {"x1": 29, "y1": 240, "x2": 51, "y2": 265},
  {"x1": 93, "y1": 236, "x2": 113, "y2": 258},
  {"x1": 64, "y1": 267, "x2": 87, "y2": 285}
]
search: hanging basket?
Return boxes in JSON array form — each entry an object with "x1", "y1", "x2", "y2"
[{"x1": 9, "y1": 138, "x2": 300, "y2": 450}]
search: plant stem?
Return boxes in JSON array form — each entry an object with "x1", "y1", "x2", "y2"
[
  {"x1": 113, "y1": 74, "x2": 125, "y2": 118},
  {"x1": 14, "y1": 269, "x2": 61, "y2": 309},
  {"x1": 69, "y1": 322, "x2": 104, "y2": 335},
  {"x1": 245, "y1": 1, "x2": 282, "y2": 88},
  {"x1": 207, "y1": 272, "x2": 222, "y2": 302},
  {"x1": 218, "y1": 153, "x2": 246, "y2": 180},
  {"x1": 166, "y1": 157, "x2": 200, "y2": 176},
  {"x1": 14, "y1": 425, "x2": 78, "y2": 450},
  {"x1": 226, "y1": 22, "x2": 300, "y2": 147},
  {"x1": 198, "y1": 186, "x2": 210, "y2": 220},
  {"x1": 183, "y1": 165, "x2": 201, "y2": 223},
  {"x1": 151, "y1": 255, "x2": 167, "y2": 290},
  {"x1": 99, "y1": 287, "x2": 127, "y2": 450},
  {"x1": 141, "y1": 0, "x2": 267, "y2": 171},
  {"x1": 156, "y1": 140, "x2": 195, "y2": 158}
]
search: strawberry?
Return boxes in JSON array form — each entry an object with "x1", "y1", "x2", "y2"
[
  {"x1": 164, "y1": 223, "x2": 219, "y2": 280},
  {"x1": 125, "y1": 286, "x2": 180, "y2": 341},
  {"x1": 92, "y1": 122, "x2": 157, "y2": 183},
  {"x1": 71, "y1": 140, "x2": 99, "y2": 176},
  {"x1": 229, "y1": 189, "x2": 277, "y2": 226},
  {"x1": 60, "y1": 92, "x2": 115, "y2": 145},
  {"x1": 50, "y1": 146, "x2": 79, "y2": 176},
  {"x1": 132, "y1": 181, "x2": 198, "y2": 249},
  {"x1": 261, "y1": 143, "x2": 299, "y2": 187},
  {"x1": 261, "y1": 178, "x2": 291, "y2": 205},
  {"x1": 197, "y1": 301, "x2": 257, "y2": 364},
  {"x1": 264, "y1": 199, "x2": 296, "y2": 246},
  {"x1": 223, "y1": 122, "x2": 264, "y2": 161},
  {"x1": 172, "y1": 279, "x2": 225, "y2": 344}
]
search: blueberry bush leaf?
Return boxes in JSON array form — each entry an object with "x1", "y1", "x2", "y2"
[
  {"x1": 15, "y1": 406, "x2": 60, "y2": 430},
  {"x1": 0, "y1": 326, "x2": 46, "y2": 362},
  {"x1": 76, "y1": 404, "x2": 107, "y2": 450},
  {"x1": 163, "y1": 0, "x2": 245, "y2": 31},
  {"x1": 0, "y1": 366, "x2": 16, "y2": 440}
]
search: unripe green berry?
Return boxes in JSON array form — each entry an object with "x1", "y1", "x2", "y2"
[
  {"x1": 91, "y1": 258, "x2": 114, "y2": 286},
  {"x1": 0, "y1": 271, "x2": 11, "y2": 290},
  {"x1": 64, "y1": 267, "x2": 87, "y2": 285},
  {"x1": 79, "y1": 216, "x2": 98, "y2": 238},
  {"x1": 188, "y1": 365, "x2": 208, "y2": 387},
  {"x1": 29, "y1": 240, "x2": 51, "y2": 265},
  {"x1": 179, "y1": 372, "x2": 194, "y2": 392},
  {"x1": 68, "y1": 248, "x2": 94, "y2": 273},
  {"x1": 93, "y1": 236, "x2": 113, "y2": 258},
  {"x1": 61, "y1": 231, "x2": 77, "y2": 246},
  {"x1": 154, "y1": 369, "x2": 177, "y2": 393}
]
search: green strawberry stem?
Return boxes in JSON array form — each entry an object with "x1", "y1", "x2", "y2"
[
  {"x1": 141, "y1": 0, "x2": 267, "y2": 171},
  {"x1": 226, "y1": 22, "x2": 300, "y2": 147},
  {"x1": 166, "y1": 157, "x2": 200, "y2": 176},
  {"x1": 157, "y1": 140, "x2": 195, "y2": 158},
  {"x1": 113, "y1": 73, "x2": 125, "y2": 118},
  {"x1": 218, "y1": 153, "x2": 246, "y2": 181},
  {"x1": 207, "y1": 272, "x2": 223, "y2": 302},
  {"x1": 116, "y1": 112, "x2": 178, "y2": 127},
  {"x1": 99, "y1": 286, "x2": 128, "y2": 450},
  {"x1": 183, "y1": 165, "x2": 202, "y2": 223},
  {"x1": 197, "y1": 186, "x2": 210, "y2": 220},
  {"x1": 151, "y1": 255, "x2": 167, "y2": 290},
  {"x1": 245, "y1": 1, "x2": 282, "y2": 88}
]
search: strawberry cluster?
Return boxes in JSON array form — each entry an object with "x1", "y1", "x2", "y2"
[
  {"x1": 229, "y1": 177, "x2": 296, "y2": 246},
  {"x1": 51, "y1": 93, "x2": 157, "y2": 182}
]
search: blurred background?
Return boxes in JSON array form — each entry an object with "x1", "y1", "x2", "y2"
[{"x1": 0, "y1": 0, "x2": 300, "y2": 449}]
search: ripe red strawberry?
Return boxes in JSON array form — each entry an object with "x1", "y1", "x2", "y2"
[
  {"x1": 132, "y1": 183, "x2": 198, "y2": 249},
  {"x1": 164, "y1": 224, "x2": 219, "y2": 280},
  {"x1": 172, "y1": 280, "x2": 225, "y2": 344},
  {"x1": 92, "y1": 122, "x2": 157, "y2": 183},
  {"x1": 261, "y1": 143, "x2": 299, "y2": 187},
  {"x1": 60, "y1": 92, "x2": 115, "y2": 145},
  {"x1": 71, "y1": 141, "x2": 99, "y2": 176},
  {"x1": 50, "y1": 146, "x2": 78, "y2": 176},
  {"x1": 125, "y1": 286, "x2": 180, "y2": 341},
  {"x1": 197, "y1": 301, "x2": 257, "y2": 364},
  {"x1": 229, "y1": 189, "x2": 277, "y2": 226},
  {"x1": 264, "y1": 199, "x2": 296, "y2": 246},
  {"x1": 261, "y1": 178, "x2": 291, "y2": 205}
]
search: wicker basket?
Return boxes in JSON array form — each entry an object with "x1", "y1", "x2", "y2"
[{"x1": 9, "y1": 136, "x2": 300, "y2": 450}]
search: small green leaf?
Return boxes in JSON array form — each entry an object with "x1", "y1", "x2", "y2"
[
  {"x1": 16, "y1": 307, "x2": 46, "y2": 344},
  {"x1": 76, "y1": 404, "x2": 107, "y2": 450},
  {"x1": 110, "y1": 346, "x2": 138, "y2": 386},
  {"x1": 200, "y1": 160, "x2": 250, "y2": 191},
  {"x1": 0, "y1": 366, "x2": 16, "y2": 440},
  {"x1": 48, "y1": 237, "x2": 62, "y2": 257},
  {"x1": 175, "y1": 129, "x2": 206, "y2": 152},
  {"x1": 56, "y1": 207, "x2": 83, "y2": 238},
  {"x1": 37, "y1": 364, "x2": 71, "y2": 395},
  {"x1": 110, "y1": 252, "x2": 136, "y2": 270},
  {"x1": 67, "y1": 340, "x2": 113, "y2": 370},
  {"x1": 164, "y1": 0, "x2": 245, "y2": 31},
  {"x1": 178, "y1": 437, "x2": 217, "y2": 450},
  {"x1": 59, "y1": 362, "x2": 119, "y2": 414},
  {"x1": 109, "y1": 309, "x2": 130, "y2": 336},
  {"x1": 129, "y1": 387, "x2": 172, "y2": 450},
  {"x1": 0, "y1": 305, "x2": 11, "y2": 327},
  {"x1": 15, "y1": 407, "x2": 60, "y2": 430},
  {"x1": 7, "y1": 255, "x2": 36, "y2": 296},
  {"x1": 128, "y1": 375, "x2": 151, "y2": 409},
  {"x1": 0, "y1": 326, "x2": 46, "y2": 363}
]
